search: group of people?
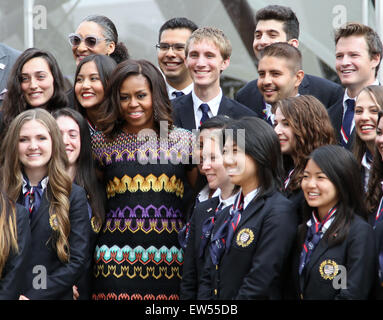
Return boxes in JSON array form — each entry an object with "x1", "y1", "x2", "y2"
[{"x1": 0, "y1": 4, "x2": 383, "y2": 300}]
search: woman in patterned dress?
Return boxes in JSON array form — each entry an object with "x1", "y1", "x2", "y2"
[{"x1": 90, "y1": 59, "x2": 197, "y2": 300}]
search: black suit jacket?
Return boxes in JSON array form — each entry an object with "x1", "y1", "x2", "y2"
[
  {"x1": 180, "y1": 196, "x2": 220, "y2": 300},
  {"x1": 291, "y1": 215, "x2": 377, "y2": 300},
  {"x1": 171, "y1": 93, "x2": 257, "y2": 131},
  {"x1": 18, "y1": 183, "x2": 90, "y2": 300},
  {"x1": 235, "y1": 74, "x2": 344, "y2": 116},
  {"x1": 327, "y1": 99, "x2": 355, "y2": 150},
  {"x1": 198, "y1": 189, "x2": 297, "y2": 300},
  {"x1": 0, "y1": 204, "x2": 31, "y2": 299}
]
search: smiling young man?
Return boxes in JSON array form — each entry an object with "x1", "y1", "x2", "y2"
[
  {"x1": 328, "y1": 22, "x2": 382, "y2": 149},
  {"x1": 255, "y1": 42, "x2": 304, "y2": 124},
  {"x1": 157, "y1": 17, "x2": 198, "y2": 100},
  {"x1": 171, "y1": 27, "x2": 255, "y2": 131},
  {"x1": 235, "y1": 5, "x2": 344, "y2": 118}
]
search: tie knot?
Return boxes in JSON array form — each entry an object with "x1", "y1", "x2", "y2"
[
  {"x1": 346, "y1": 99, "x2": 355, "y2": 110},
  {"x1": 200, "y1": 103, "x2": 210, "y2": 113},
  {"x1": 173, "y1": 91, "x2": 184, "y2": 98}
]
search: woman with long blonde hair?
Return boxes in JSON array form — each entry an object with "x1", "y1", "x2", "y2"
[{"x1": 0, "y1": 108, "x2": 90, "y2": 299}]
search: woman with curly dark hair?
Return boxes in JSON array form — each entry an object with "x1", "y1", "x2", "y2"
[{"x1": 272, "y1": 95, "x2": 336, "y2": 222}]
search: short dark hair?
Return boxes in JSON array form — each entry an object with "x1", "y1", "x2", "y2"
[
  {"x1": 260, "y1": 42, "x2": 302, "y2": 72},
  {"x1": 255, "y1": 5, "x2": 299, "y2": 40},
  {"x1": 223, "y1": 116, "x2": 284, "y2": 196},
  {"x1": 335, "y1": 22, "x2": 383, "y2": 76},
  {"x1": 158, "y1": 17, "x2": 198, "y2": 42},
  {"x1": 73, "y1": 54, "x2": 117, "y2": 117}
]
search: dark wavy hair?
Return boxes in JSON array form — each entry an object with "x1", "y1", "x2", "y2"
[
  {"x1": 366, "y1": 110, "x2": 383, "y2": 213},
  {"x1": 272, "y1": 95, "x2": 336, "y2": 192},
  {"x1": 73, "y1": 54, "x2": 117, "y2": 119},
  {"x1": 97, "y1": 59, "x2": 173, "y2": 138},
  {"x1": 1, "y1": 48, "x2": 68, "y2": 137},
  {"x1": 300, "y1": 145, "x2": 367, "y2": 247}
]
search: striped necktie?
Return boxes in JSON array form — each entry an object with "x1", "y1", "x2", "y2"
[{"x1": 341, "y1": 99, "x2": 355, "y2": 147}]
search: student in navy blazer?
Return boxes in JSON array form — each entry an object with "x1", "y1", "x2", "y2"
[
  {"x1": 0, "y1": 196, "x2": 31, "y2": 300},
  {"x1": 171, "y1": 26, "x2": 256, "y2": 132},
  {"x1": 172, "y1": 93, "x2": 256, "y2": 131},
  {"x1": 180, "y1": 116, "x2": 240, "y2": 299},
  {"x1": 0, "y1": 108, "x2": 90, "y2": 300},
  {"x1": 328, "y1": 22, "x2": 382, "y2": 150},
  {"x1": 365, "y1": 111, "x2": 383, "y2": 298},
  {"x1": 53, "y1": 108, "x2": 106, "y2": 300},
  {"x1": 198, "y1": 117, "x2": 297, "y2": 300},
  {"x1": 273, "y1": 95, "x2": 336, "y2": 223},
  {"x1": 291, "y1": 145, "x2": 377, "y2": 300}
]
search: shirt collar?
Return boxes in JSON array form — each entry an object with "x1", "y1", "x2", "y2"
[
  {"x1": 22, "y1": 176, "x2": 49, "y2": 194},
  {"x1": 167, "y1": 82, "x2": 193, "y2": 100},
  {"x1": 197, "y1": 184, "x2": 220, "y2": 203},
  {"x1": 192, "y1": 88, "x2": 223, "y2": 117},
  {"x1": 218, "y1": 190, "x2": 240, "y2": 209},
  {"x1": 243, "y1": 188, "x2": 260, "y2": 210}
]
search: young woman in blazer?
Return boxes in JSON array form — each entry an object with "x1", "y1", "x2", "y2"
[
  {"x1": 180, "y1": 115, "x2": 240, "y2": 299},
  {"x1": 0, "y1": 108, "x2": 90, "y2": 299},
  {"x1": 198, "y1": 116, "x2": 297, "y2": 300},
  {"x1": 273, "y1": 95, "x2": 336, "y2": 223},
  {"x1": 353, "y1": 85, "x2": 383, "y2": 189},
  {"x1": 365, "y1": 110, "x2": 383, "y2": 297},
  {"x1": 293, "y1": 145, "x2": 377, "y2": 300},
  {"x1": 53, "y1": 108, "x2": 105, "y2": 299},
  {"x1": 0, "y1": 190, "x2": 31, "y2": 299}
]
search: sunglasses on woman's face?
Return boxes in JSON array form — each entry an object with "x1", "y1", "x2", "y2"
[{"x1": 68, "y1": 33, "x2": 106, "y2": 48}]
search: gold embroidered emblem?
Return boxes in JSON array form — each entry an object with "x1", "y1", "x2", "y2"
[
  {"x1": 236, "y1": 228, "x2": 254, "y2": 248},
  {"x1": 49, "y1": 214, "x2": 59, "y2": 231},
  {"x1": 319, "y1": 260, "x2": 339, "y2": 280},
  {"x1": 91, "y1": 216, "x2": 102, "y2": 233}
]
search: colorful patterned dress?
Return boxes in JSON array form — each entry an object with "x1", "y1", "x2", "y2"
[{"x1": 90, "y1": 127, "x2": 194, "y2": 300}]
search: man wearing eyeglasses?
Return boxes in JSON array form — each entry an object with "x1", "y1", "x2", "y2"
[{"x1": 157, "y1": 17, "x2": 198, "y2": 100}]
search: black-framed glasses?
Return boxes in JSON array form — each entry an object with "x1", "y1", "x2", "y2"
[
  {"x1": 155, "y1": 43, "x2": 186, "y2": 52},
  {"x1": 68, "y1": 33, "x2": 106, "y2": 48}
]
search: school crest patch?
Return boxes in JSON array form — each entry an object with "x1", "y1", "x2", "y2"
[
  {"x1": 236, "y1": 228, "x2": 254, "y2": 248},
  {"x1": 319, "y1": 260, "x2": 339, "y2": 280}
]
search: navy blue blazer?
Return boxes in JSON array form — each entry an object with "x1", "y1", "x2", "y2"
[
  {"x1": 327, "y1": 99, "x2": 355, "y2": 150},
  {"x1": 235, "y1": 74, "x2": 344, "y2": 116},
  {"x1": 180, "y1": 196, "x2": 220, "y2": 300},
  {"x1": 198, "y1": 189, "x2": 297, "y2": 300},
  {"x1": 0, "y1": 204, "x2": 31, "y2": 299},
  {"x1": 171, "y1": 93, "x2": 257, "y2": 131},
  {"x1": 18, "y1": 183, "x2": 90, "y2": 300},
  {"x1": 291, "y1": 215, "x2": 378, "y2": 300}
]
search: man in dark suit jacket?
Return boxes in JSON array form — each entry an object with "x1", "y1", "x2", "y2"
[
  {"x1": 327, "y1": 22, "x2": 382, "y2": 150},
  {"x1": 236, "y1": 5, "x2": 343, "y2": 114},
  {"x1": 0, "y1": 43, "x2": 20, "y2": 100},
  {"x1": 172, "y1": 26, "x2": 256, "y2": 131}
]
